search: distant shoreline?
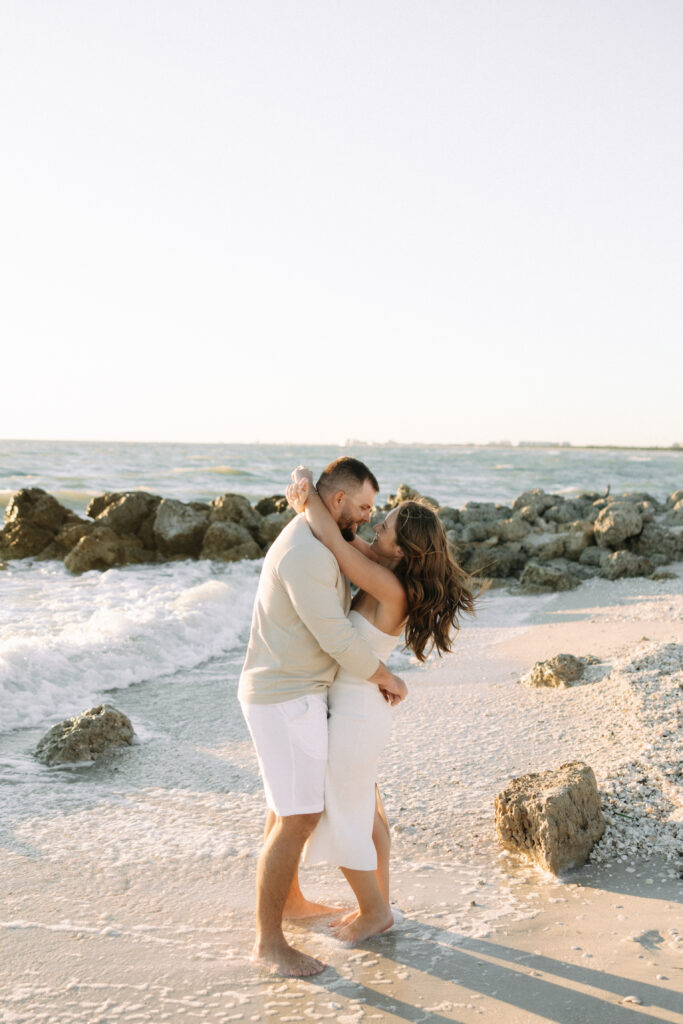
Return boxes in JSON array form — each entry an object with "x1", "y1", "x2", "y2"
[{"x1": 1, "y1": 438, "x2": 682, "y2": 451}]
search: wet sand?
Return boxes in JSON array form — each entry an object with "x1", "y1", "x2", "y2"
[{"x1": 2, "y1": 572, "x2": 682, "y2": 1023}]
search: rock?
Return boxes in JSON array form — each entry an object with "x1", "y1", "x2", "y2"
[
  {"x1": 256, "y1": 509, "x2": 296, "y2": 549},
  {"x1": 64, "y1": 526, "x2": 121, "y2": 573},
  {"x1": 523, "y1": 534, "x2": 565, "y2": 562},
  {"x1": 664, "y1": 498, "x2": 683, "y2": 526},
  {"x1": 627, "y1": 522, "x2": 682, "y2": 561},
  {"x1": 255, "y1": 495, "x2": 289, "y2": 516},
  {"x1": 594, "y1": 503, "x2": 643, "y2": 548},
  {"x1": 35, "y1": 704, "x2": 134, "y2": 766},
  {"x1": 96, "y1": 491, "x2": 160, "y2": 535},
  {"x1": 493, "y1": 518, "x2": 531, "y2": 542},
  {"x1": 561, "y1": 521, "x2": 595, "y2": 561},
  {"x1": 464, "y1": 542, "x2": 527, "y2": 579},
  {"x1": 512, "y1": 489, "x2": 556, "y2": 517},
  {"x1": 0, "y1": 520, "x2": 55, "y2": 558},
  {"x1": 54, "y1": 519, "x2": 94, "y2": 554},
  {"x1": 579, "y1": 546, "x2": 603, "y2": 567},
  {"x1": 599, "y1": 550, "x2": 654, "y2": 580},
  {"x1": 463, "y1": 521, "x2": 490, "y2": 543},
  {"x1": 494, "y1": 762, "x2": 605, "y2": 875},
  {"x1": 86, "y1": 493, "x2": 124, "y2": 519},
  {"x1": 1, "y1": 488, "x2": 72, "y2": 558},
  {"x1": 520, "y1": 654, "x2": 587, "y2": 688},
  {"x1": 519, "y1": 561, "x2": 581, "y2": 592},
  {"x1": 4, "y1": 488, "x2": 71, "y2": 532},
  {"x1": 460, "y1": 501, "x2": 503, "y2": 525},
  {"x1": 544, "y1": 499, "x2": 590, "y2": 524},
  {"x1": 666, "y1": 489, "x2": 683, "y2": 508},
  {"x1": 153, "y1": 499, "x2": 210, "y2": 557},
  {"x1": 516, "y1": 504, "x2": 540, "y2": 523},
  {"x1": 437, "y1": 505, "x2": 460, "y2": 529},
  {"x1": 200, "y1": 521, "x2": 262, "y2": 561},
  {"x1": 209, "y1": 493, "x2": 262, "y2": 536}
]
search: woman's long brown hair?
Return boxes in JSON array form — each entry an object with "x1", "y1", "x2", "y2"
[{"x1": 393, "y1": 499, "x2": 476, "y2": 662}]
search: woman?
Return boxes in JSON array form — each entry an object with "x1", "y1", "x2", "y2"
[{"x1": 286, "y1": 466, "x2": 476, "y2": 944}]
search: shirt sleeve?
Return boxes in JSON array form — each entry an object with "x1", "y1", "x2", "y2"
[{"x1": 279, "y1": 544, "x2": 380, "y2": 680}]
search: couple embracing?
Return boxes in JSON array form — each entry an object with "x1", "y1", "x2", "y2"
[{"x1": 238, "y1": 457, "x2": 475, "y2": 977}]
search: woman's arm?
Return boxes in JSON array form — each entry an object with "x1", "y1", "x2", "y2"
[{"x1": 286, "y1": 481, "x2": 405, "y2": 607}]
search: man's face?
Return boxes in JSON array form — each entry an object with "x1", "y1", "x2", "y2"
[{"x1": 334, "y1": 480, "x2": 377, "y2": 533}]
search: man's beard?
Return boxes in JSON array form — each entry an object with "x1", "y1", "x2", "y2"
[{"x1": 340, "y1": 526, "x2": 356, "y2": 542}]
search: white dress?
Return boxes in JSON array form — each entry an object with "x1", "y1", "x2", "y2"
[{"x1": 304, "y1": 610, "x2": 400, "y2": 871}]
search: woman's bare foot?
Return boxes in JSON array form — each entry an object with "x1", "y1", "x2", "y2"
[
  {"x1": 329, "y1": 908, "x2": 359, "y2": 929},
  {"x1": 332, "y1": 908, "x2": 394, "y2": 946},
  {"x1": 251, "y1": 939, "x2": 327, "y2": 977},
  {"x1": 283, "y1": 896, "x2": 344, "y2": 920}
]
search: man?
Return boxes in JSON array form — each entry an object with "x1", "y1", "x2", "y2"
[{"x1": 239, "y1": 457, "x2": 407, "y2": 978}]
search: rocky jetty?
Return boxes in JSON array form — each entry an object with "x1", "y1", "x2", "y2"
[
  {"x1": 35, "y1": 704, "x2": 134, "y2": 766},
  {"x1": 494, "y1": 761, "x2": 605, "y2": 874},
  {"x1": 1, "y1": 483, "x2": 681, "y2": 587}
]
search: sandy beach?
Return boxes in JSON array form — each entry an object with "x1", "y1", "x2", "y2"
[{"x1": 2, "y1": 570, "x2": 682, "y2": 1024}]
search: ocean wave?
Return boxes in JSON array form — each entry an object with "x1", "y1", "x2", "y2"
[
  {"x1": 0, "y1": 560, "x2": 260, "y2": 734},
  {"x1": 171, "y1": 465, "x2": 251, "y2": 476}
]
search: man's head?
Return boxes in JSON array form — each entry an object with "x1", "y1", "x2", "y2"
[{"x1": 316, "y1": 457, "x2": 379, "y2": 537}]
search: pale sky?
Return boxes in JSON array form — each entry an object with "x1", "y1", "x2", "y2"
[{"x1": 2, "y1": 1, "x2": 681, "y2": 446}]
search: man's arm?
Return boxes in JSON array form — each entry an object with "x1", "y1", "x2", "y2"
[{"x1": 280, "y1": 545, "x2": 407, "y2": 702}]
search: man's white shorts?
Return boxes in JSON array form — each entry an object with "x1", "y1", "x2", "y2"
[{"x1": 240, "y1": 693, "x2": 328, "y2": 817}]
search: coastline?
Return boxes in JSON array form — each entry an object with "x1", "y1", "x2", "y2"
[{"x1": 2, "y1": 570, "x2": 682, "y2": 1023}]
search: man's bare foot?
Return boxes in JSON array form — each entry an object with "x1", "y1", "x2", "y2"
[
  {"x1": 283, "y1": 897, "x2": 344, "y2": 920},
  {"x1": 332, "y1": 908, "x2": 394, "y2": 946},
  {"x1": 329, "y1": 908, "x2": 359, "y2": 929},
  {"x1": 251, "y1": 939, "x2": 327, "y2": 977}
]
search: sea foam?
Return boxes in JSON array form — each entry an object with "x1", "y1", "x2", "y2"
[{"x1": 0, "y1": 558, "x2": 261, "y2": 733}]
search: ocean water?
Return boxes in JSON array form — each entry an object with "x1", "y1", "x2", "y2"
[{"x1": 1, "y1": 440, "x2": 681, "y2": 811}]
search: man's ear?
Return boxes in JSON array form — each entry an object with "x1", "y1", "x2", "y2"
[{"x1": 331, "y1": 490, "x2": 346, "y2": 509}]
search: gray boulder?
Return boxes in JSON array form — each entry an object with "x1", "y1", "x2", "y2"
[
  {"x1": 463, "y1": 521, "x2": 490, "y2": 543},
  {"x1": 495, "y1": 762, "x2": 605, "y2": 875},
  {"x1": 460, "y1": 501, "x2": 503, "y2": 525},
  {"x1": 257, "y1": 509, "x2": 296, "y2": 549},
  {"x1": 35, "y1": 704, "x2": 134, "y2": 766},
  {"x1": 54, "y1": 519, "x2": 94, "y2": 554},
  {"x1": 664, "y1": 498, "x2": 683, "y2": 526},
  {"x1": 437, "y1": 505, "x2": 460, "y2": 530},
  {"x1": 64, "y1": 526, "x2": 121, "y2": 573},
  {"x1": 599, "y1": 550, "x2": 654, "y2": 580},
  {"x1": 255, "y1": 495, "x2": 289, "y2": 516},
  {"x1": 210, "y1": 493, "x2": 262, "y2": 536},
  {"x1": 153, "y1": 499, "x2": 210, "y2": 557},
  {"x1": 96, "y1": 491, "x2": 160, "y2": 535},
  {"x1": 1, "y1": 488, "x2": 73, "y2": 559},
  {"x1": 493, "y1": 518, "x2": 531, "y2": 542},
  {"x1": 579, "y1": 546, "x2": 604, "y2": 567},
  {"x1": 200, "y1": 521, "x2": 262, "y2": 561},
  {"x1": 512, "y1": 489, "x2": 556, "y2": 518},
  {"x1": 86, "y1": 493, "x2": 124, "y2": 519},
  {"x1": 523, "y1": 534, "x2": 565, "y2": 562},
  {"x1": 561, "y1": 522, "x2": 595, "y2": 561},
  {"x1": 544, "y1": 499, "x2": 590, "y2": 524},
  {"x1": 666, "y1": 489, "x2": 683, "y2": 508},
  {"x1": 519, "y1": 561, "x2": 581, "y2": 592},
  {"x1": 464, "y1": 542, "x2": 527, "y2": 579},
  {"x1": 627, "y1": 522, "x2": 682, "y2": 561},
  {"x1": 594, "y1": 503, "x2": 643, "y2": 548}
]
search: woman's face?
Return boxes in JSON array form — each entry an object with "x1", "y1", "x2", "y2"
[{"x1": 371, "y1": 507, "x2": 403, "y2": 562}]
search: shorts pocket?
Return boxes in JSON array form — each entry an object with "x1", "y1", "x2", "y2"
[{"x1": 280, "y1": 696, "x2": 327, "y2": 761}]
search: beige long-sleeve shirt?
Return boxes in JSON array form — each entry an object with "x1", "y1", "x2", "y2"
[{"x1": 238, "y1": 515, "x2": 380, "y2": 705}]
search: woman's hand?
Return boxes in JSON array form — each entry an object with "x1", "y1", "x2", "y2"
[
  {"x1": 286, "y1": 479, "x2": 311, "y2": 515},
  {"x1": 291, "y1": 465, "x2": 314, "y2": 486}
]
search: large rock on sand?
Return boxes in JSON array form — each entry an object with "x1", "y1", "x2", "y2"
[
  {"x1": 210, "y1": 493, "x2": 262, "y2": 535},
  {"x1": 519, "y1": 654, "x2": 592, "y2": 688},
  {"x1": 599, "y1": 550, "x2": 653, "y2": 580},
  {"x1": 153, "y1": 499, "x2": 210, "y2": 556},
  {"x1": 35, "y1": 704, "x2": 134, "y2": 766},
  {"x1": 495, "y1": 762, "x2": 605, "y2": 875},
  {"x1": 519, "y1": 561, "x2": 581, "y2": 592},
  {"x1": 257, "y1": 509, "x2": 296, "y2": 549},
  {"x1": 594, "y1": 503, "x2": 642, "y2": 548},
  {"x1": 64, "y1": 525, "x2": 121, "y2": 572}
]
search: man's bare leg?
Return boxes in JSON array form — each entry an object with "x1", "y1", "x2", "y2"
[
  {"x1": 262, "y1": 811, "x2": 341, "y2": 919},
  {"x1": 330, "y1": 789, "x2": 390, "y2": 929},
  {"x1": 253, "y1": 812, "x2": 327, "y2": 976}
]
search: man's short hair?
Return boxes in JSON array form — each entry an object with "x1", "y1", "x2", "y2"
[{"x1": 316, "y1": 457, "x2": 379, "y2": 497}]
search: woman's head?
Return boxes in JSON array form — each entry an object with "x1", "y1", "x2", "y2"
[{"x1": 387, "y1": 499, "x2": 476, "y2": 662}]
